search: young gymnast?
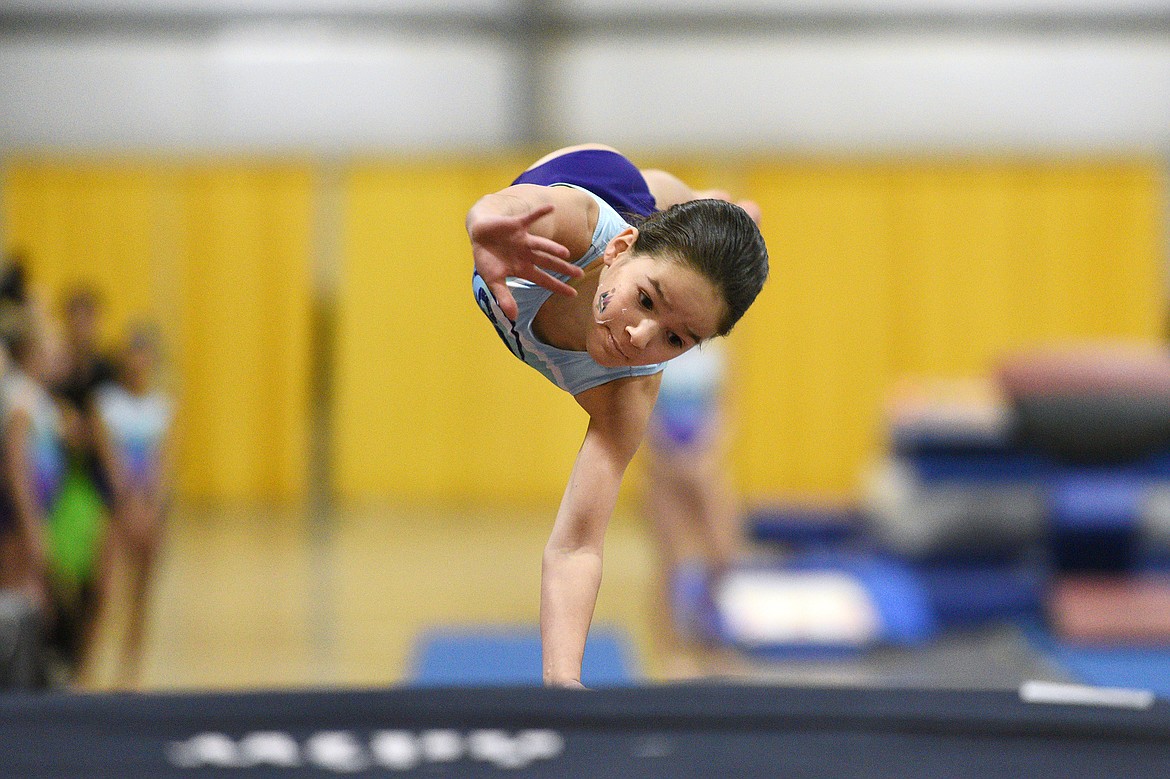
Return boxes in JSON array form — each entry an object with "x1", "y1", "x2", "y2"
[
  {"x1": 96, "y1": 323, "x2": 173, "y2": 688},
  {"x1": 644, "y1": 341, "x2": 741, "y2": 674},
  {"x1": 467, "y1": 144, "x2": 768, "y2": 687}
]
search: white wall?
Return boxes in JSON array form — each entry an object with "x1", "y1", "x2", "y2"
[
  {"x1": 562, "y1": 0, "x2": 1169, "y2": 14},
  {"x1": 0, "y1": 31, "x2": 518, "y2": 152},
  {"x1": 0, "y1": 2, "x2": 1168, "y2": 154},
  {"x1": 554, "y1": 34, "x2": 1170, "y2": 154},
  {"x1": 3, "y1": 0, "x2": 1161, "y2": 14},
  {"x1": 0, "y1": 1, "x2": 514, "y2": 13}
]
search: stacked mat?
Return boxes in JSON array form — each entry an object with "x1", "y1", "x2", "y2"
[
  {"x1": 998, "y1": 344, "x2": 1170, "y2": 655},
  {"x1": 869, "y1": 352, "x2": 1170, "y2": 569},
  {"x1": 697, "y1": 518, "x2": 1045, "y2": 656},
  {"x1": 704, "y1": 345, "x2": 1170, "y2": 684},
  {"x1": 867, "y1": 375, "x2": 1050, "y2": 561},
  {"x1": 871, "y1": 345, "x2": 1170, "y2": 692},
  {"x1": 700, "y1": 376, "x2": 1051, "y2": 656}
]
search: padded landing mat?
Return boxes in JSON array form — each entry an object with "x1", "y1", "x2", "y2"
[{"x1": 1, "y1": 683, "x2": 1168, "y2": 777}]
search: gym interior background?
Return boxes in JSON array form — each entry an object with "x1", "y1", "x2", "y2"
[{"x1": 0, "y1": 0, "x2": 1168, "y2": 690}]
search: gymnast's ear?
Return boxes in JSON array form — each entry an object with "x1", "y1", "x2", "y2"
[{"x1": 602, "y1": 227, "x2": 639, "y2": 266}]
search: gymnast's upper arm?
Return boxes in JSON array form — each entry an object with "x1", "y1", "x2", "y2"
[
  {"x1": 574, "y1": 372, "x2": 663, "y2": 466},
  {"x1": 480, "y1": 183, "x2": 598, "y2": 260}
]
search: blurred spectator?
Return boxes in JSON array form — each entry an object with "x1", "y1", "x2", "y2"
[
  {"x1": 96, "y1": 322, "x2": 174, "y2": 689},
  {"x1": 43, "y1": 286, "x2": 119, "y2": 683},
  {"x1": 0, "y1": 307, "x2": 68, "y2": 684},
  {"x1": 0, "y1": 253, "x2": 28, "y2": 310},
  {"x1": 0, "y1": 588, "x2": 41, "y2": 689},
  {"x1": 642, "y1": 342, "x2": 741, "y2": 675},
  {"x1": 0, "y1": 252, "x2": 30, "y2": 377},
  {"x1": 0, "y1": 253, "x2": 44, "y2": 690},
  {"x1": 57, "y1": 285, "x2": 118, "y2": 478}
]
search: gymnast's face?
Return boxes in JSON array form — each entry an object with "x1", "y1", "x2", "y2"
[{"x1": 587, "y1": 228, "x2": 725, "y2": 368}]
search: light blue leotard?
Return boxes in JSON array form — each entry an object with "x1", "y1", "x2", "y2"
[{"x1": 473, "y1": 184, "x2": 665, "y2": 396}]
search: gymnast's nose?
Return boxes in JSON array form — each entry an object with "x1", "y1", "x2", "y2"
[{"x1": 626, "y1": 318, "x2": 657, "y2": 349}]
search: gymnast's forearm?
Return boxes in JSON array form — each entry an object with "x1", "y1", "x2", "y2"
[
  {"x1": 465, "y1": 190, "x2": 530, "y2": 235},
  {"x1": 541, "y1": 543, "x2": 604, "y2": 687},
  {"x1": 465, "y1": 185, "x2": 565, "y2": 243},
  {"x1": 539, "y1": 440, "x2": 626, "y2": 687}
]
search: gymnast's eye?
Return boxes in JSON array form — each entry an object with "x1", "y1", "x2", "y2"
[
  {"x1": 639, "y1": 291, "x2": 653, "y2": 310},
  {"x1": 668, "y1": 333, "x2": 684, "y2": 348}
]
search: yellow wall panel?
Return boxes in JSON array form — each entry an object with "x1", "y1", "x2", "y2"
[
  {"x1": 737, "y1": 164, "x2": 897, "y2": 497},
  {"x1": 2, "y1": 160, "x2": 160, "y2": 340},
  {"x1": 7, "y1": 156, "x2": 1162, "y2": 506},
  {"x1": 730, "y1": 159, "x2": 1164, "y2": 502},
  {"x1": 1024, "y1": 165, "x2": 1162, "y2": 343},
  {"x1": 174, "y1": 164, "x2": 314, "y2": 502},
  {"x1": 891, "y1": 165, "x2": 1027, "y2": 375},
  {"x1": 2, "y1": 159, "x2": 314, "y2": 503},
  {"x1": 333, "y1": 160, "x2": 584, "y2": 505}
]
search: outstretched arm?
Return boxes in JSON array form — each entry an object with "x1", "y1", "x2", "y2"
[
  {"x1": 541, "y1": 373, "x2": 661, "y2": 687},
  {"x1": 466, "y1": 184, "x2": 596, "y2": 321},
  {"x1": 641, "y1": 169, "x2": 762, "y2": 224}
]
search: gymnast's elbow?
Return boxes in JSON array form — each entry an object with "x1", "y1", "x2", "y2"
[{"x1": 543, "y1": 520, "x2": 606, "y2": 563}]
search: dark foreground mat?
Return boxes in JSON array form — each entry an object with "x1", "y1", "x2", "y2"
[{"x1": 1, "y1": 682, "x2": 1168, "y2": 778}]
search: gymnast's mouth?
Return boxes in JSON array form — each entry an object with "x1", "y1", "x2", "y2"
[{"x1": 606, "y1": 329, "x2": 630, "y2": 361}]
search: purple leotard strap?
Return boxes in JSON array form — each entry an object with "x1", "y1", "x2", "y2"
[{"x1": 512, "y1": 149, "x2": 657, "y2": 220}]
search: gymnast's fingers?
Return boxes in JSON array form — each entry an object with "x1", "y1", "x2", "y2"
[
  {"x1": 518, "y1": 202, "x2": 556, "y2": 227},
  {"x1": 514, "y1": 266, "x2": 578, "y2": 299},
  {"x1": 526, "y1": 233, "x2": 572, "y2": 261},
  {"x1": 489, "y1": 279, "x2": 519, "y2": 321},
  {"x1": 529, "y1": 244, "x2": 582, "y2": 279}
]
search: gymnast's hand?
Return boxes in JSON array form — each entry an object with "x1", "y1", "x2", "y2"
[{"x1": 469, "y1": 202, "x2": 581, "y2": 321}]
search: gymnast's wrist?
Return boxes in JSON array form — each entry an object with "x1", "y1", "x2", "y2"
[{"x1": 544, "y1": 676, "x2": 587, "y2": 690}]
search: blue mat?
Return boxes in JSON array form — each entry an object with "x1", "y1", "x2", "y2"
[
  {"x1": 914, "y1": 559, "x2": 1046, "y2": 626},
  {"x1": 677, "y1": 551, "x2": 1051, "y2": 657},
  {"x1": 409, "y1": 624, "x2": 638, "y2": 687},
  {"x1": 785, "y1": 552, "x2": 937, "y2": 647},
  {"x1": 1024, "y1": 622, "x2": 1170, "y2": 698},
  {"x1": 680, "y1": 553, "x2": 937, "y2": 657},
  {"x1": 747, "y1": 506, "x2": 862, "y2": 549}
]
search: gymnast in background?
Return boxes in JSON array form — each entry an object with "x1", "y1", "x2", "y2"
[
  {"x1": 643, "y1": 341, "x2": 741, "y2": 674},
  {"x1": 0, "y1": 306, "x2": 66, "y2": 628},
  {"x1": 96, "y1": 322, "x2": 174, "y2": 689},
  {"x1": 467, "y1": 143, "x2": 767, "y2": 687}
]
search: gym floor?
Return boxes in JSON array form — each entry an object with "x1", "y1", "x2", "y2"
[
  {"x1": 79, "y1": 502, "x2": 1075, "y2": 694},
  {"x1": 83, "y1": 503, "x2": 662, "y2": 691}
]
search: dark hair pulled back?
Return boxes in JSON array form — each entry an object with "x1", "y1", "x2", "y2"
[{"x1": 631, "y1": 199, "x2": 768, "y2": 336}]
